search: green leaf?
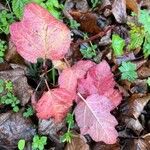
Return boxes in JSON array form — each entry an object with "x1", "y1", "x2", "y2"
[
  {"x1": 60, "y1": 132, "x2": 73, "y2": 143},
  {"x1": 66, "y1": 113, "x2": 74, "y2": 129},
  {"x1": 12, "y1": 0, "x2": 29, "y2": 19},
  {"x1": 112, "y1": 34, "x2": 125, "y2": 56},
  {"x1": 23, "y1": 106, "x2": 34, "y2": 118},
  {"x1": 69, "y1": 19, "x2": 80, "y2": 29},
  {"x1": 128, "y1": 24, "x2": 145, "y2": 50},
  {"x1": 91, "y1": 0, "x2": 101, "y2": 8},
  {"x1": 138, "y1": 10, "x2": 150, "y2": 34},
  {"x1": 13, "y1": 106, "x2": 19, "y2": 112},
  {"x1": 0, "y1": 79, "x2": 4, "y2": 93},
  {"x1": 143, "y1": 34, "x2": 150, "y2": 58},
  {"x1": 18, "y1": 139, "x2": 25, "y2": 150},
  {"x1": 119, "y1": 61, "x2": 138, "y2": 82},
  {"x1": 80, "y1": 44, "x2": 97, "y2": 59},
  {"x1": 147, "y1": 77, "x2": 150, "y2": 86},
  {"x1": 5, "y1": 80, "x2": 13, "y2": 92}
]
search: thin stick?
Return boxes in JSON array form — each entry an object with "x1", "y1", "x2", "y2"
[{"x1": 74, "y1": 26, "x2": 113, "y2": 47}]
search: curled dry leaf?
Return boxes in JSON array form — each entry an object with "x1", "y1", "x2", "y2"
[
  {"x1": 124, "y1": 94, "x2": 150, "y2": 119},
  {"x1": 35, "y1": 88, "x2": 74, "y2": 122},
  {"x1": 75, "y1": 94, "x2": 118, "y2": 144},
  {"x1": 112, "y1": 0, "x2": 127, "y2": 23},
  {"x1": 10, "y1": 3, "x2": 71, "y2": 63},
  {"x1": 65, "y1": 134, "x2": 89, "y2": 150}
]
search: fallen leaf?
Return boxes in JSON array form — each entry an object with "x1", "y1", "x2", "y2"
[
  {"x1": 10, "y1": 3, "x2": 71, "y2": 63},
  {"x1": 92, "y1": 141, "x2": 120, "y2": 150},
  {"x1": 126, "y1": 0, "x2": 139, "y2": 14},
  {"x1": 137, "y1": 66, "x2": 150, "y2": 78},
  {"x1": 65, "y1": 134, "x2": 89, "y2": 150},
  {"x1": 72, "y1": 60, "x2": 96, "y2": 79},
  {"x1": 77, "y1": 60, "x2": 122, "y2": 107},
  {"x1": 75, "y1": 94, "x2": 118, "y2": 144},
  {"x1": 58, "y1": 60, "x2": 95, "y2": 96},
  {"x1": 64, "y1": 0, "x2": 89, "y2": 13},
  {"x1": 38, "y1": 119, "x2": 65, "y2": 145},
  {"x1": 0, "y1": 112, "x2": 36, "y2": 149},
  {"x1": 58, "y1": 68, "x2": 78, "y2": 97},
  {"x1": 70, "y1": 11, "x2": 102, "y2": 34},
  {"x1": 35, "y1": 88, "x2": 74, "y2": 122},
  {"x1": 123, "y1": 133, "x2": 150, "y2": 150},
  {"x1": 0, "y1": 64, "x2": 33, "y2": 106},
  {"x1": 112, "y1": 0, "x2": 127, "y2": 23},
  {"x1": 124, "y1": 94, "x2": 150, "y2": 119}
]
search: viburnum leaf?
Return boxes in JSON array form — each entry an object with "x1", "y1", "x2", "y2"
[
  {"x1": 75, "y1": 94, "x2": 118, "y2": 144},
  {"x1": 10, "y1": 3, "x2": 71, "y2": 63},
  {"x1": 35, "y1": 88, "x2": 74, "y2": 122},
  {"x1": 77, "y1": 60, "x2": 122, "y2": 107},
  {"x1": 58, "y1": 68, "x2": 78, "y2": 97},
  {"x1": 58, "y1": 60, "x2": 95, "y2": 96}
]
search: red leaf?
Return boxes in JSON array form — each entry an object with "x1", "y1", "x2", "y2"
[
  {"x1": 58, "y1": 60, "x2": 95, "y2": 97},
  {"x1": 75, "y1": 94, "x2": 118, "y2": 144},
  {"x1": 35, "y1": 88, "x2": 74, "y2": 122},
  {"x1": 10, "y1": 3, "x2": 71, "y2": 63},
  {"x1": 72, "y1": 60, "x2": 96, "y2": 79},
  {"x1": 58, "y1": 68, "x2": 78, "y2": 97},
  {"x1": 77, "y1": 60, "x2": 122, "y2": 107}
]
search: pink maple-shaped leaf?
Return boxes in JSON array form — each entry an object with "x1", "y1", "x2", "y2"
[
  {"x1": 77, "y1": 60, "x2": 122, "y2": 107},
  {"x1": 35, "y1": 88, "x2": 74, "y2": 122},
  {"x1": 10, "y1": 3, "x2": 71, "y2": 63},
  {"x1": 75, "y1": 94, "x2": 118, "y2": 144}
]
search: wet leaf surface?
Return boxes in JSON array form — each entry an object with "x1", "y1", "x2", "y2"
[{"x1": 0, "y1": 112, "x2": 36, "y2": 149}]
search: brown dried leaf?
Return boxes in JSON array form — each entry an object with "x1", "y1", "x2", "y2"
[
  {"x1": 92, "y1": 141, "x2": 120, "y2": 150},
  {"x1": 70, "y1": 11, "x2": 101, "y2": 34},
  {"x1": 0, "y1": 112, "x2": 36, "y2": 149},
  {"x1": 0, "y1": 64, "x2": 33, "y2": 106},
  {"x1": 123, "y1": 134, "x2": 150, "y2": 150},
  {"x1": 5, "y1": 41, "x2": 25, "y2": 65},
  {"x1": 65, "y1": 134, "x2": 89, "y2": 150},
  {"x1": 112, "y1": 0, "x2": 127, "y2": 23},
  {"x1": 126, "y1": 0, "x2": 139, "y2": 14},
  {"x1": 38, "y1": 119, "x2": 65, "y2": 145},
  {"x1": 137, "y1": 66, "x2": 150, "y2": 79},
  {"x1": 124, "y1": 94, "x2": 150, "y2": 119}
]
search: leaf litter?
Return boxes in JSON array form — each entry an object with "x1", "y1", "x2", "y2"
[{"x1": 0, "y1": 0, "x2": 150, "y2": 149}]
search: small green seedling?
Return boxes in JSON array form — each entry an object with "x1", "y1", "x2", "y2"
[
  {"x1": 69, "y1": 19, "x2": 80, "y2": 29},
  {"x1": 119, "y1": 61, "x2": 138, "y2": 82},
  {"x1": 32, "y1": 135, "x2": 47, "y2": 150},
  {"x1": 18, "y1": 139, "x2": 26, "y2": 150},
  {"x1": 80, "y1": 33, "x2": 97, "y2": 59},
  {"x1": 0, "y1": 40, "x2": 7, "y2": 63},
  {"x1": 0, "y1": 79, "x2": 20, "y2": 112},
  {"x1": 60, "y1": 113, "x2": 74, "y2": 143},
  {"x1": 0, "y1": 10, "x2": 15, "y2": 34},
  {"x1": 23, "y1": 106, "x2": 34, "y2": 118}
]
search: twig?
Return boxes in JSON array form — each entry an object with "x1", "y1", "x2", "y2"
[{"x1": 74, "y1": 26, "x2": 113, "y2": 47}]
